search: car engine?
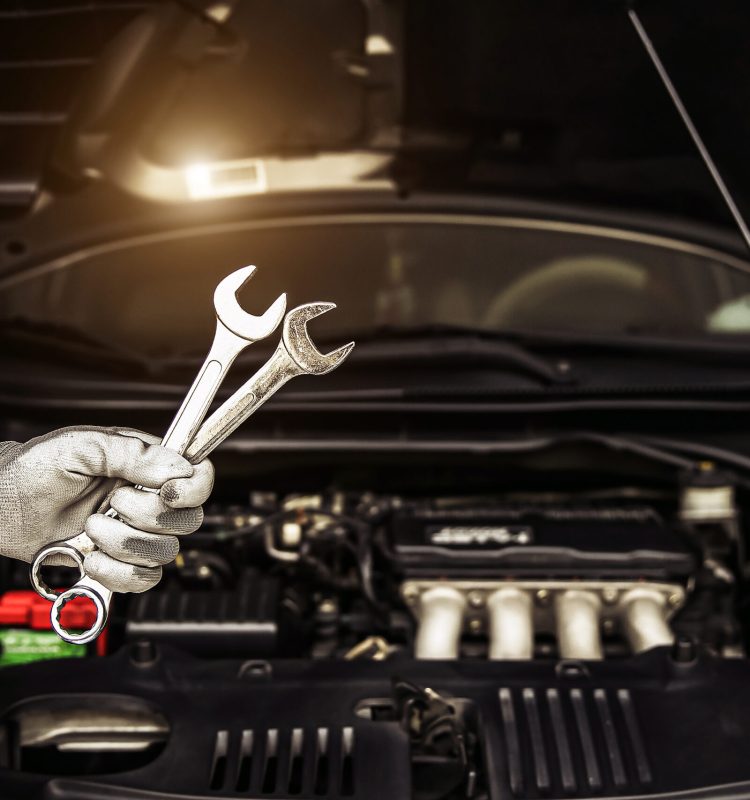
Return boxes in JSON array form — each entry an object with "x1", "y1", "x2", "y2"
[
  {"x1": 1, "y1": 448, "x2": 748, "y2": 799},
  {"x1": 122, "y1": 480, "x2": 731, "y2": 664}
]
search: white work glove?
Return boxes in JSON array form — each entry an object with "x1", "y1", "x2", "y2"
[{"x1": 0, "y1": 426, "x2": 214, "y2": 593}]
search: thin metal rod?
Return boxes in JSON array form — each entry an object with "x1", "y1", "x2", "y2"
[{"x1": 629, "y1": 7, "x2": 750, "y2": 253}]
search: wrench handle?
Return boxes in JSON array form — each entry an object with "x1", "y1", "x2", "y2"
[
  {"x1": 185, "y1": 344, "x2": 301, "y2": 463},
  {"x1": 161, "y1": 359, "x2": 224, "y2": 453},
  {"x1": 123, "y1": 354, "x2": 226, "y2": 494},
  {"x1": 160, "y1": 319, "x2": 245, "y2": 454}
]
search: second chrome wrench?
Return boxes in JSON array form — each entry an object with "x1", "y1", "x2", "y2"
[{"x1": 32, "y1": 266, "x2": 286, "y2": 643}]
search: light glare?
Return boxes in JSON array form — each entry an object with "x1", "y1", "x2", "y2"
[{"x1": 184, "y1": 158, "x2": 267, "y2": 200}]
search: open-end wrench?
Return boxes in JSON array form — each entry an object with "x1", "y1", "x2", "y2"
[
  {"x1": 31, "y1": 266, "x2": 286, "y2": 644},
  {"x1": 183, "y1": 302, "x2": 355, "y2": 464}
]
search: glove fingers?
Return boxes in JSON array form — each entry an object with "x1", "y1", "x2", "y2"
[
  {"x1": 86, "y1": 513, "x2": 179, "y2": 567},
  {"x1": 83, "y1": 549, "x2": 162, "y2": 593},
  {"x1": 161, "y1": 460, "x2": 215, "y2": 509},
  {"x1": 109, "y1": 487, "x2": 203, "y2": 534},
  {"x1": 60, "y1": 427, "x2": 193, "y2": 488}
]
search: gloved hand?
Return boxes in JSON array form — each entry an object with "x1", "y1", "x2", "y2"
[{"x1": 0, "y1": 426, "x2": 214, "y2": 593}]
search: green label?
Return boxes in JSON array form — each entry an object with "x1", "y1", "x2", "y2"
[{"x1": 0, "y1": 629, "x2": 85, "y2": 665}]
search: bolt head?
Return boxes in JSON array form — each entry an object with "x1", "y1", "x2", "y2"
[
  {"x1": 130, "y1": 640, "x2": 157, "y2": 667},
  {"x1": 467, "y1": 590, "x2": 485, "y2": 609},
  {"x1": 403, "y1": 585, "x2": 420, "y2": 604},
  {"x1": 536, "y1": 588, "x2": 550, "y2": 605},
  {"x1": 468, "y1": 618, "x2": 483, "y2": 634},
  {"x1": 318, "y1": 599, "x2": 337, "y2": 615},
  {"x1": 602, "y1": 588, "x2": 618, "y2": 605},
  {"x1": 668, "y1": 592, "x2": 682, "y2": 608}
]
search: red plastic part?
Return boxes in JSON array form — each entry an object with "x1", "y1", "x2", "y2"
[
  {"x1": 0, "y1": 589, "x2": 100, "y2": 633},
  {"x1": 95, "y1": 624, "x2": 109, "y2": 656}
]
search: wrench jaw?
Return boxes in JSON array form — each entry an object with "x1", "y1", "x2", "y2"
[
  {"x1": 213, "y1": 265, "x2": 287, "y2": 341},
  {"x1": 282, "y1": 302, "x2": 356, "y2": 375},
  {"x1": 183, "y1": 301, "x2": 356, "y2": 465}
]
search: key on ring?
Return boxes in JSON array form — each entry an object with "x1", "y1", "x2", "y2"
[{"x1": 30, "y1": 266, "x2": 286, "y2": 644}]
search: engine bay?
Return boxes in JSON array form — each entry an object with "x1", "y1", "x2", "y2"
[
  {"x1": 126, "y1": 454, "x2": 742, "y2": 666},
  {"x1": 3, "y1": 0, "x2": 750, "y2": 795},
  {"x1": 120, "y1": 478, "x2": 735, "y2": 665},
  {"x1": 0, "y1": 441, "x2": 748, "y2": 799}
]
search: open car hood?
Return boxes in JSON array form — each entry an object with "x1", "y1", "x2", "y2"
[{"x1": 1, "y1": 0, "x2": 749, "y2": 243}]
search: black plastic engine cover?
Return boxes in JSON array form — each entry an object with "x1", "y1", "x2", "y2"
[
  {"x1": 125, "y1": 570, "x2": 280, "y2": 658},
  {"x1": 393, "y1": 504, "x2": 695, "y2": 580},
  {"x1": 1, "y1": 647, "x2": 750, "y2": 799}
]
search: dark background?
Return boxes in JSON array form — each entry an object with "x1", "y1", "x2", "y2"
[{"x1": 1, "y1": 0, "x2": 749, "y2": 233}]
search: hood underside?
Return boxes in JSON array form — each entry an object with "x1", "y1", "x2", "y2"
[{"x1": 1, "y1": 0, "x2": 749, "y2": 240}]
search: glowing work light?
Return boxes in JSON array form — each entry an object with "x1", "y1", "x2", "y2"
[{"x1": 184, "y1": 158, "x2": 267, "y2": 200}]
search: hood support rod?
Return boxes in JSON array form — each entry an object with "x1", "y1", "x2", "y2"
[{"x1": 629, "y1": 6, "x2": 750, "y2": 254}]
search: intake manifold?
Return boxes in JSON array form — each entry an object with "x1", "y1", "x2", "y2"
[{"x1": 403, "y1": 580, "x2": 685, "y2": 661}]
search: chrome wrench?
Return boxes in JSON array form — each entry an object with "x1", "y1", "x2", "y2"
[{"x1": 31, "y1": 266, "x2": 286, "y2": 644}]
